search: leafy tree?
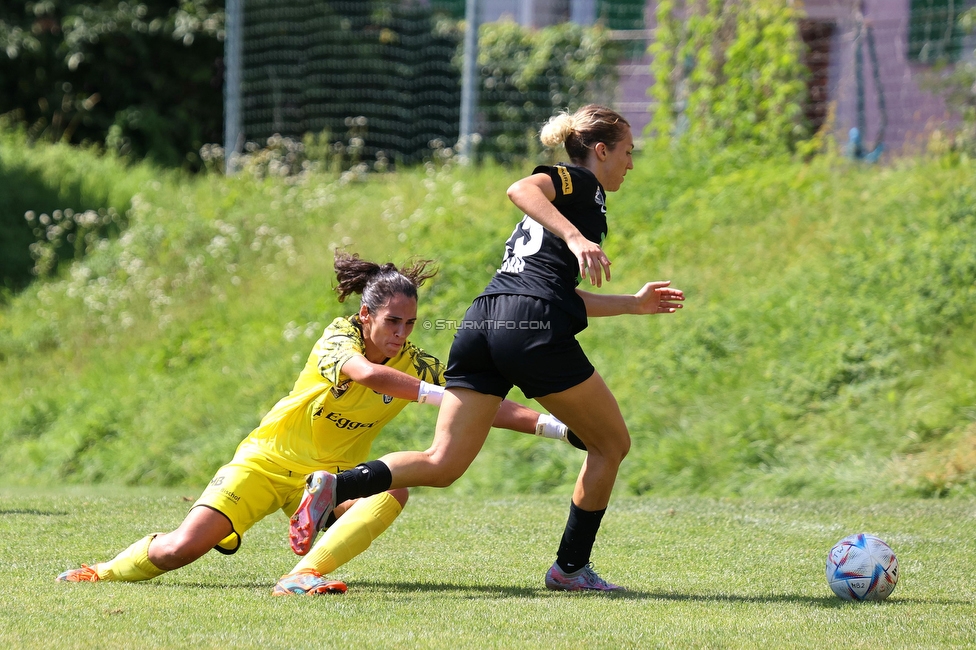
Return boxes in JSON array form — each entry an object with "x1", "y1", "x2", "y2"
[
  {"x1": 929, "y1": 8, "x2": 976, "y2": 154},
  {"x1": 0, "y1": 0, "x2": 224, "y2": 168},
  {"x1": 475, "y1": 20, "x2": 620, "y2": 162},
  {"x1": 649, "y1": 0, "x2": 810, "y2": 153}
]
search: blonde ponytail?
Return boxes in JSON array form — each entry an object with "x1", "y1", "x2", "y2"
[
  {"x1": 540, "y1": 112, "x2": 575, "y2": 148},
  {"x1": 538, "y1": 104, "x2": 630, "y2": 163}
]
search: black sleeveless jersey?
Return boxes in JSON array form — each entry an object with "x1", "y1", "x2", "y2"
[{"x1": 480, "y1": 163, "x2": 608, "y2": 330}]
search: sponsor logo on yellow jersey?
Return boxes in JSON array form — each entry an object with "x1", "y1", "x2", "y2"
[
  {"x1": 323, "y1": 411, "x2": 379, "y2": 430},
  {"x1": 219, "y1": 488, "x2": 241, "y2": 503}
]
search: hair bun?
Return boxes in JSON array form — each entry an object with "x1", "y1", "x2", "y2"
[
  {"x1": 539, "y1": 105, "x2": 629, "y2": 163},
  {"x1": 540, "y1": 113, "x2": 574, "y2": 148}
]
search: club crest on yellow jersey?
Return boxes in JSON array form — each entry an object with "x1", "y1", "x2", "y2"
[{"x1": 330, "y1": 379, "x2": 352, "y2": 399}]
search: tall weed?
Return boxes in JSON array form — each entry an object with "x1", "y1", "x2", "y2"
[{"x1": 1, "y1": 136, "x2": 975, "y2": 498}]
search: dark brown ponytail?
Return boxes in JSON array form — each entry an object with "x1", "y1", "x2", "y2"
[{"x1": 333, "y1": 250, "x2": 437, "y2": 310}]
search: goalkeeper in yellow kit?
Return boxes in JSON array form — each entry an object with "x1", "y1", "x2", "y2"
[{"x1": 56, "y1": 251, "x2": 581, "y2": 595}]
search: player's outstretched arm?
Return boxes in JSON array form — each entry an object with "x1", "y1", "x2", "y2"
[
  {"x1": 419, "y1": 381, "x2": 584, "y2": 448},
  {"x1": 576, "y1": 281, "x2": 684, "y2": 318},
  {"x1": 340, "y1": 355, "x2": 423, "y2": 400},
  {"x1": 494, "y1": 400, "x2": 587, "y2": 449},
  {"x1": 343, "y1": 348, "x2": 585, "y2": 451},
  {"x1": 492, "y1": 397, "x2": 551, "y2": 434},
  {"x1": 344, "y1": 355, "x2": 580, "y2": 446}
]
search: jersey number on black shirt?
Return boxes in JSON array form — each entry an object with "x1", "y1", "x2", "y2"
[{"x1": 499, "y1": 216, "x2": 544, "y2": 274}]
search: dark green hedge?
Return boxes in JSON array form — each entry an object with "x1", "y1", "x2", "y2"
[{"x1": 0, "y1": 0, "x2": 224, "y2": 169}]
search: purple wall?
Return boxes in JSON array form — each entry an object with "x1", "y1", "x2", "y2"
[
  {"x1": 609, "y1": 0, "x2": 961, "y2": 155},
  {"x1": 818, "y1": 0, "x2": 954, "y2": 155},
  {"x1": 481, "y1": 0, "x2": 964, "y2": 155}
]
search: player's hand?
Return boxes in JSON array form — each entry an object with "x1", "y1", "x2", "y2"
[
  {"x1": 567, "y1": 233, "x2": 611, "y2": 287},
  {"x1": 634, "y1": 281, "x2": 684, "y2": 314}
]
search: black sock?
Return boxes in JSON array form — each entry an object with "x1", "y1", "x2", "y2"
[
  {"x1": 555, "y1": 501, "x2": 606, "y2": 574},
  {"x1": 335, "y1": 460, "x2": 392, "y2": 504}
]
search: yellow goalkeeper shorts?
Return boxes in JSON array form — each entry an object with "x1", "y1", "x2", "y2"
[{"x1": 193, "y1": 452, "x2": 348, "y2": 555}]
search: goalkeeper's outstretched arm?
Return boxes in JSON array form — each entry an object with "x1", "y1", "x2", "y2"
[
  {"x1": 420, "y1": 380, "x2": 584, "y2": 448},
  {"x1": 343, "y1": 353, "x2": 582, "y2": 446}
]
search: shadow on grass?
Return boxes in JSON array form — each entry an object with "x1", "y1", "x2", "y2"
[
  {"x1": 322, "y1": 581, "x2": 974, "y2": 607},
  {"x1": 630, "y1": 590, "x2": 971, "y2": 608},
  {"x1": 143, "y1": 580, "x2": 273, "y2": 591},
  {"x1": 141, "y1": 579, "x2": 972, "y2": 607},
  {"x1": 0, "y1": 509, "x2": 69, "y2": 516},
  {"x1": 146, "y1": 579, "x2": 542, "y2": 596}
]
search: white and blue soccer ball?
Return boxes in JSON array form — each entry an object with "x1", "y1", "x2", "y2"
[{"x1": 826, "y1": 533, "x2": 898, "y2": 601}]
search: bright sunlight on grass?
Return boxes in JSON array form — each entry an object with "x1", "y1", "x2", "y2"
[
  {"x1": 3, "y1": 120, "x2": 976, "y2": 649},
  {"x1": 3, "y1": 486, "x2": 975, "y2": 648}
]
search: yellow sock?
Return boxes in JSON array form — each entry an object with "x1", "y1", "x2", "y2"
[
  {"x1": 95, "y1": 535, "x2": 167, "y2": 582},
  {"x1": 292, "y1": 492, "x2": 402, "y2": 575}
]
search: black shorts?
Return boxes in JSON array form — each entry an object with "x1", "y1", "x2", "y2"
[{"x1": 444, "y1": 294, "x2": 594, "y2": 399}]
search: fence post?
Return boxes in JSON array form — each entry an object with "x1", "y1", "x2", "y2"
[
  {"x1": 458, "y1": 0, "x2": 479, "y2": 163},
  {"x1": 224, "y1": 0, "x2": 244, "y2": 175}
]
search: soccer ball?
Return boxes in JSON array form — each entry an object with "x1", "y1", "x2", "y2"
[{"x1": 825, "y1": 533, "x2": 898, "y2": 601}]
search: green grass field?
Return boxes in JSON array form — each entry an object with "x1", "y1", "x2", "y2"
[
  {"x1": 3, "y1": 486, "x2": 975, "y2": 648},
  {"x1": 2, "y1": 125, "x2": 976, "y2": 647}
]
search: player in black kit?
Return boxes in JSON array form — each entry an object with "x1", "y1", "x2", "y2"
[{"x1": 289, "y1": 104, "x2": 685, "y2": 591}]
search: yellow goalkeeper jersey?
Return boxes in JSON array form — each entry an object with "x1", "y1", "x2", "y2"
[{"x1": 235, "y1": 316, "x2": 445, "y2": 474}]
